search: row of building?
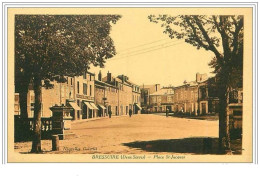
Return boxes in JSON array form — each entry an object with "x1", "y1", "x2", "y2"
[
  {"x1": 15, "y1": 71, "x2": 243, "y2": 120},
  {"x1": 141, "y1": 73, "x2": 243, "y2": 115},
  {"x1": 15, "y1": 71, "x2": 142, "y2": 121}
]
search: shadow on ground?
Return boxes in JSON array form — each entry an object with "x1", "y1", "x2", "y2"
[{"x1": 123, "y1": 137, "x2": 242, "y2": 155}]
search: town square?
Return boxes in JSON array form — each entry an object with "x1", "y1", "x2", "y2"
[{"x1": 12, "y1": 9, "x2": 244, "y2": 157}]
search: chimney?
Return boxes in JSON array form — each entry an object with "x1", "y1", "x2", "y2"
[
  {"x1": 121, "y1": 75, "x2": 125, "y2": 83},
  {"x1": 196, "y1": 73, "x2": 208, "y2": 82},
  {"x1": 155, "y1": 84, "x2": 160, "y2": 91},
  {"x1": 107, "y1": 71, "x2": 111, "y2": 82},
  {"x1": 196, "y1": 73, "x2": 199, "y2": 82},
  {"x1": 98, "y1": 71, "x2": 102, "y2": 81}
]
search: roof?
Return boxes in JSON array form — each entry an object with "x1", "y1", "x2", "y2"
[
  {"x1": 86, "y1": 71, "x2": 95, "y2": 76},
  {"x1": 141, "y1": 84, "x2": 158, "y2": 89},
  {"x1": 95, "y1": 79, "x2": 118, "y2": 89},
  {"x1": 150, "y1": 88, "x2": 174, "y2": 96}
]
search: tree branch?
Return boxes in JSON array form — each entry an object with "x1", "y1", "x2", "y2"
[
  {"x1": 232, "y1": 17, "x2": 243, "y2": 58},
  {"x1": 193, "y1": 16, "x2": 222, "y2": 61},
  {"x1": 184, "y1": 16, "x2": 210, "y2": 50}
]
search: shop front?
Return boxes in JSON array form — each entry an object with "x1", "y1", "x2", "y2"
[
  {"x1": 66, "y1": 100, "x2": 81, "y2": 120},
  {"x1": 82, "y1": 100, "x2": 98, "y2": 119}
]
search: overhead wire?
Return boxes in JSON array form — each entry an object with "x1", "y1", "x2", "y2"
[
  {"x1": 110, "y1": 40, "x2": 185, "y2": 61},
  {"x1": 117, "y1": 39, "x2": 180, "y2": 56},
  {"x1": 118, "y1": 38, "x2": 171, "y2": 53}
]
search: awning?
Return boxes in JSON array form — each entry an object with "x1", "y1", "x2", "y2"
[
  {"x1": 83, "y1": 101, "x2": 94, "y2": 109},
  {"x1": 135, "y1": 104, "x2": 142, "y2": 110},
  {"x1": 69, "y1": 102, "x2": 81, "y2": 111},
  {"x1": 90, "y1": 102, "x2": 99, "y2": 110},
  {"x1": 98, "y1": 104, "x2": 106, "y2": 110}
]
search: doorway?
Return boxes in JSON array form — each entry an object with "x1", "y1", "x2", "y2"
[{"x1": 201, "y1": 103, "x2": 207, "y2": 115}]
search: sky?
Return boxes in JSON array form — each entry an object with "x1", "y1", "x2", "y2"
[{"x1": 90, "y1": 12, "x2": 215, "y2": 87}]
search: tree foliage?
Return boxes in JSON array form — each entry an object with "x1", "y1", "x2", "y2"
[
  {"x1": 15, "y1": 15, "x2": 121, "y2": 152},
  {"x1": 15, "y1": 15, "x2": 121, "y2": 83},
  {"x1": 148, "y1": 15, "x2": 243, "y2": 88}
]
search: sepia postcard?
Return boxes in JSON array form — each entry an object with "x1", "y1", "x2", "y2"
[{"x1": 6, "y1": 5, "x2": 254, "y2": 163}]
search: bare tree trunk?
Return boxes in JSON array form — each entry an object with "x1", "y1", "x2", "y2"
[
  {"x1": 31, "y1": 77, "x2": 42, "y2": 153},
  {"x1": 218, "y1": 87, "x2": 231, "y2": 154},
  {"x1": 17, "y1": 79, "x2": 30, "y2": 141},
  {"x1": 19, "y1": 89, "x2": 29, "y2": 140},
  {"x1": 19, "y1": 90, "x2": 28, "y2": 119}
]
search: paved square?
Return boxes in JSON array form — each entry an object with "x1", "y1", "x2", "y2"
[{"x1": 14, "y1": 114, "x2": 219, "y2": 154}]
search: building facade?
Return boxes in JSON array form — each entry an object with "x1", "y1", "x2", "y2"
[
  {"x1": 95, "y1": 71, "x2": 119, "y2": 116},
  {"x1": 173, "y1": 82, "x2": 199, "y2": 114},
  {"x1": 23, "y1": 76, "x2": 74, "y2": 118},
  {"x1": 71, "y1": 71, "x2": 98, "y2": 120},
  {"x1": 100, "y1": 72, "x2": 141, "y2": 116},
  {"x1": 15, "y1": 70, "x2": 98, "y2": 121},
  {"x1": 173, "y1": 73, "x2": 219, "y2": 115},
  {"x1": 140, "y1": 84, "x2": 160, "y2": 113},
  {"x1": 132, "y1": 83, "x2": 141, "y2": 114},
  {"x1": 149, "y1": 87, "x2": 175, "y2": 113}
]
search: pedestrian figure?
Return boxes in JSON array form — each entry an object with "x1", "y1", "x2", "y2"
[
  {"x1": 166, "y1": 108, "x2": 169, "y2": 117},
  {"x1": 108, "y1": 110, "x2": 112, "y2": 118},
  {"x1": 129, "y1": 108, "x2": 132, "y2": 117}
]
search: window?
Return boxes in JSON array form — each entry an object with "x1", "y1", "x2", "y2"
[
  {"x1": 167, "y1": 96, "x2": 172, "y2": 102},
  {"x1": 90, "y1": 85, "x2": 92, "y2": 96},
  {"x1": 70, "y1": 87, "x2": 73, "y2": 98},
  {"x1": 71, "y1": 78, "x2": 73, "y2": 85},
  {"x1": 61, "y1": 85, "x2": 64, "y2": 97},
  {"x1": 83, "y1": 83, "x2": 87, "y2": 95},
  {"x1": 83, "y1": 72, "x2": 87, "y2": 79},
  {"x1": 157, "y1": 96, "x2": 161, "y2": 102},
  {"x1": 77, "y1": 81, "x2": 80, "y2": 94},
  {"x1": 66, "y1": 86, "x2": 69, "y2": 98}
]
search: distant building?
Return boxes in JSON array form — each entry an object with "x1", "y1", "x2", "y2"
[
  {"x1": 173, "y1": 81, "x2": 199, "y2": 114},
  {"x1": 131, "y1": 82, "x2": 142, "y2": 114},
  {"x1": 71, "y1": 71, "x2": 98, "y2": 120},
  {"x1": 15, "y1": 70, "x2": 98, "y2": 121},
  {"x1": 95, "y1": 71, "x2": 119, "y2": 116},
  {"x1": 140, "y1": 84, "x2": 160, "y2": 113},
  {"x1": 95, "y1": 71, "x2": 141, "y2": 116},
  {"x1": 173, "y1": 73, "x2": 219, "y2": 115},
  {"x1": 149, "y1": 87, "x2": 174, "y2": 113},
  {"x1": 25, "y1": 76, "x2": 74, "y2": 118}
]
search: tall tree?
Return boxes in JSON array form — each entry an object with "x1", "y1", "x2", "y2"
[
  {"x1": 15, "y1": 15, "x2": 121, "y2": 153},
  {"x1": 148, "y1": 15, "x2": 243, "y2": 153}
]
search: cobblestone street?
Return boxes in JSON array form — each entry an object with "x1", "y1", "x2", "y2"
[{"x1": 14, "y1": 114, "x2": 221, "y2": 154}]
